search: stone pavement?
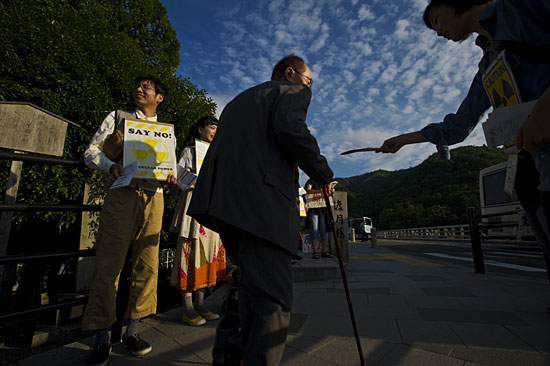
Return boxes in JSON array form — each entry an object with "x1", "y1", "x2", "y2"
[{"x1": 19, "y1": 241, "x2": 550, "y2": 366}]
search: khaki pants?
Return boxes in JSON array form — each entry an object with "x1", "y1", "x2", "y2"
[{"x1": 82, "y1": 186, "x2": 163, "y2": 331}]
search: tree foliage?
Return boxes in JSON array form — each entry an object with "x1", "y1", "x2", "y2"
[
  {"x1": 0, "y1": 0, "x2": 216, "y2": 249},
  {"x1": 336, "y1": 146, "x2": 508, "y2": 230}
]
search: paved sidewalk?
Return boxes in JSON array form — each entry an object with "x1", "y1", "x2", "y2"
[{"x1": 19, "y1": 241, "x2": 550, "y2": 365}]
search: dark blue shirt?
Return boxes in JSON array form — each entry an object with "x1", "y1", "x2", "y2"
[{"x1": 421, "y1": 0, "x2": 550, "y2": 158}]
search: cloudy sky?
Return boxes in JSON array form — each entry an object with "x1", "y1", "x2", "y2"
[{"x1": 161, "y1": 0, "x2": 488, "y2": 180}]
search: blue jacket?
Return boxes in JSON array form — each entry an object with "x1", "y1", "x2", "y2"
[{"x1": 421, "y1": 0, "x2": 550, "y2": 158}]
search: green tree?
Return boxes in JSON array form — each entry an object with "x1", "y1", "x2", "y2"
[
  {"x1": 0, "y1": 0, "x2": 216, "y2": 249},
  {"x1": 336, "y1": 146, "x2": 508, "y2": 229}
]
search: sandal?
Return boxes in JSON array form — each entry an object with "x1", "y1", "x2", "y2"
[
  {"x1": 312, "y1": 252, "x2": 321, "y2": 259},
  {"x1": 321, "y1": 252, "x2": 334, "y2": 258}
]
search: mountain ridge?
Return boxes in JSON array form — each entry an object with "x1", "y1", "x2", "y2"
[{"x1": 335, "y1": 146, "x2": 508, "y2": 229}]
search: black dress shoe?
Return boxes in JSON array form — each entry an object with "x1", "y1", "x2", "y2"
[{"x1": 212, "y1": 351, "x2": 242, "y2": 366}]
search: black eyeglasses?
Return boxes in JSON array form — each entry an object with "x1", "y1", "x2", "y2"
[
  {"x1": 292, "y1": 68, "x2": 313, "y2": 87},
  {"x1": 134, "y1": 83, "x2": 154, "y2": 91}
]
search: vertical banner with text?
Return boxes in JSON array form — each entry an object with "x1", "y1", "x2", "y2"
[{"x1": 330, "y1": 191, "x2": 349, "y2": 261}]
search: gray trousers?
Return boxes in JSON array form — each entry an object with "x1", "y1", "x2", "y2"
[{"x1": 213, "y1": 218, "x2": 293, "y2": 366}]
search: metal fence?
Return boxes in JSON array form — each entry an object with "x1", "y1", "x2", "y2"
[
  {"x1": 376, "y1": 224, "x2": 471, "y2": 241},
  {"x1": 0, "y1": 151, "x2": 176, "y2": 325}
]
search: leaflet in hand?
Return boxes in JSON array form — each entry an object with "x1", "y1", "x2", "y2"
[
  {"x1": 482, "y1": 99, "x2": 537, "y2": 152},
  {"x1": 176, "y1": 163, "x2": 197, "y2": 191},
  {"x1": 110, "y1": 161, "x2": 137, "y2": 190}
]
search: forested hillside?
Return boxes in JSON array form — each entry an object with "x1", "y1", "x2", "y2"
[{"x1": 336, "y1": 146, "x2": 508, "y2": 229}]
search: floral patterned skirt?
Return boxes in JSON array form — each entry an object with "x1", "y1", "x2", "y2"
[
  {"x1": 170, "y1": 225, "x2": 226, "y2": 291},
  {"x1": 169, "y1": 189, "x2": 226, "y2": 291}
]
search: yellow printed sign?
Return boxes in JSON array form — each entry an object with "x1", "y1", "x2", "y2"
[
  {"x1": 123, "y1": 118, "x2": 176, "y2": 180},
  {"x1": 482, "y1": 50, "x2": 522, "y2": 109},
  {"x1": 194, "y1": 139, "x2": 210, "y2": 175}
]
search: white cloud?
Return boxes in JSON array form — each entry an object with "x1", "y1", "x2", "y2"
[
  {"x1": 358, "y1": 5, "x2": 375, "y2": 21},
  {"x1": 394, "y1": 19, "x2": 412, "y2": 41},
  {"x1": 166, "y1": 0, "x2": 489, "y2": 178}
]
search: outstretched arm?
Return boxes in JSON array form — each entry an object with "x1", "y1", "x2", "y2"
[{"x1": 376, "y1": 131, "x2": 428, "y2": 153}]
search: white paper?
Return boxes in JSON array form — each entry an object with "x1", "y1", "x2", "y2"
[
  {"x1": 482, "y1": 99, "x2": 537, "y2": 150},
  {"x1": 176, "y1": 164, "x2": 197, "y2": 191},
  {"x1": 110, "y1": 161, "x2": 138, "y2": 190},
  {"x1": 504, "y1": 154, "x2": 518, "y2": 196}
]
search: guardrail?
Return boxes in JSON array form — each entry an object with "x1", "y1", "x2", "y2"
[
  {"x1": 466, "y1": 207, "x2": 531, "y2": 274},
  {"x1": 376, "y1": 224, "x2": 471, "y2": 240},
  {"x1": 374, "y1": 209, "x2": 537, "y2": 275},
  {"x1": 0, "y1": 151, "x2": 176, "y2": 334}
]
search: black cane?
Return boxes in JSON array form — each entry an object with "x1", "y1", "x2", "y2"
[{"x1": 323, "y1": 186, "x2": 365, "y2": 366}]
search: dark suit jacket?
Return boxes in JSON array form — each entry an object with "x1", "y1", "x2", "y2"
[{"x1": 187, "y1": 81, "x2": 333, "y2": 253}]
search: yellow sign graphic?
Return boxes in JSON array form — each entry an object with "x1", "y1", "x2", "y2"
[
  {"x1": 482, "y1": 50, "x2": 521, "y2": 109},
  {"x1": 132, "y1": 138, "x2": 169, "y2": 164},
  {"x1": 123, "y1": 118, "x2": 176, "y2": 181}
]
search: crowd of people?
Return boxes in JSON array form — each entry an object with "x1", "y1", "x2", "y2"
[{"x1": 80, "y1": 0, "x2": 549, "y2": 365}]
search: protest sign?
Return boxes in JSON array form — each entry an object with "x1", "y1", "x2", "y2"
[
  {"x1": 195, "y1": 138, "x2": 210, "y2": 175},
  {"x1": 122, "y1": 118, "x2": 176, "y2": 180},
  {"x1": 306, "y1": 193, "x2": 333, "y2": 209},
  {"x1": 482, "y1": 50, "x2": 522, "y2": 109}
]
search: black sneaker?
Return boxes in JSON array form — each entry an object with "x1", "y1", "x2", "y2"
[
  {"x1": 122, "y1": 335, "x2": 152, "y2": 356},
  {"x1": 86, "y1": 343, "x2": 111, "y2": 366}
]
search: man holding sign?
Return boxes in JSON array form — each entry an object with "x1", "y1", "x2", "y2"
[{"x1": 82, "y1": 75, "x2": 176, "y2": 365}]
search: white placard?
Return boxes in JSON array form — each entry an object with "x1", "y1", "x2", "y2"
[
  {"x1": 122, "y1": 118, "x2": 177, "y2": 180},
  {"x1": 194, "y1": 139, "x2": 210, "y2": 175},
  {"x1": 504, "y1": 154, "x2": 518, "y2": 196}
]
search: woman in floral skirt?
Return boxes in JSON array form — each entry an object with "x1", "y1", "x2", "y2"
[{"x1": 170, "y1": 116, "x2": 226, "y2": 326}]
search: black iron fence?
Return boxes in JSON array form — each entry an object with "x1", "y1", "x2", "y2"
[{"x1": 0, "y1": 151, "x2": 176, "y2": 330}]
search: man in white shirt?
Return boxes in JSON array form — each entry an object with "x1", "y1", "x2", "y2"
[{"x1": 82, "y1": 75, "x2": 176, "y2": 366}]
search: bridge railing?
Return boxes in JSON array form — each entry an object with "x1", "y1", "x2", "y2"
[
  {"x1": 0, "y1": 151, "x2": 176, "y2": 351},
  {"x1": 374, "y1": 208, "x2": 536, "y2": 275},
  {"x1": 376, "y1": 224, "x2": 470, "y2": 241}
]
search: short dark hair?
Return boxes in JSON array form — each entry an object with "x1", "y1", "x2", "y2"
[
  {"x1": 134, "y1": 74, "x2": 168, "y2": 102},
  {"x1": 185, "y1": 116, "x2": 218, "y2": 146},
  {"x1": 271, "y1": 55, "x2": 307, "y2": 81},
  {"x1": 423, "y1": 0, "x2": 489, "y2": 30}
]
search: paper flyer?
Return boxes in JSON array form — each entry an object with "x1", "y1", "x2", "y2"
[
  {"x1": 176, "y1": 164, "x2": 197, "y2": 191},
  {"x1": 110, "y1": 161, "x2": 138, "y2": 190}
]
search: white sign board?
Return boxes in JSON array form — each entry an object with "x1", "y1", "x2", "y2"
[
  {"x1": 194, "y1": 138, "x2": 210, "y2": 175},
  {"x1": 122, "y1": 118, "x2": 176, "y2": 180}
]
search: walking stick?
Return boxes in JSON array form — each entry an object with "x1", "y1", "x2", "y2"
[{"x1": 323, "y1": 186, "x2": 365, "y2": 366}]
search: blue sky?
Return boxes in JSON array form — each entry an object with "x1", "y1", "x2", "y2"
[{"x1": 161, "y1": 0, "x2": 488, "y2": 180}]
